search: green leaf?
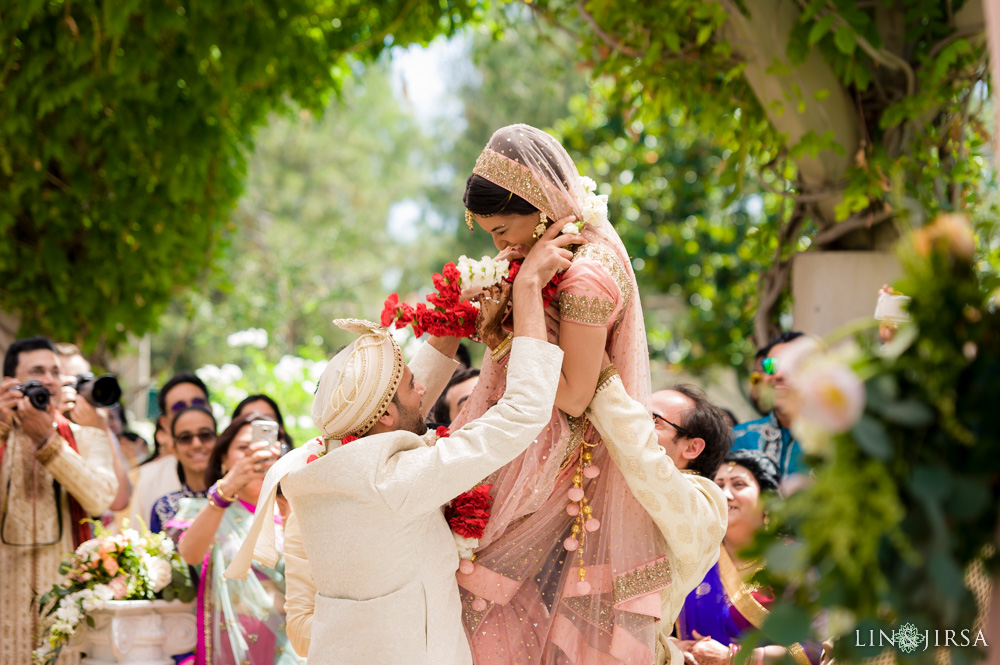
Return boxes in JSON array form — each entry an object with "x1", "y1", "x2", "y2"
[
  {"x1": 834, "y1": 25, "x2": 855, "y2": 55},
  {"x1": 877, "y1": 400, "x2": 935, "y2": 427},
  {"x1": 761, "y1": 602, "x2": 812, "y2": 644},
  {"x1": 852, "y1": 415, "x2": 892, "y2": 459},
  {"x1": 808, "y1": 15, "x2": 835, "y2": 45}
]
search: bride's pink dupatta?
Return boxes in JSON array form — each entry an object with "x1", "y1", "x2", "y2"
[{"x1": 452, "y1": 125, "x2": 667, "y2": 665}]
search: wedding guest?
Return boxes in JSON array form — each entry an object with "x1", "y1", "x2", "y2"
[
  {"x1": 426, "y1": 367, "x2": 480, "y2": 427},
  {"x1": 129, "y1": 373, "x2": 210, "y2": 528},
  {"x1": 231, "y1": 393, "x2": 293, "y2": 452},
  {"x1": 172, "y1": 412, "x2": 304, "y2": 664},
  {"x1": 587, "y1": 371, "x2": 730, "y2": 665},
  {"x1": 148, "y1": 404, "x2": 216, "y2": 533},
  {"x1": 0, "y1": 336, "x2": 118, "y2": 665},
  {"x1": 55, "y1": 343, "x2": 132, "y2": 514},
  {"x1": 732, "y1": 332, "x2": 807, "y2": 478},
  {"x1": 673, "y1": 449, "x2": 823, "y2": 665}
]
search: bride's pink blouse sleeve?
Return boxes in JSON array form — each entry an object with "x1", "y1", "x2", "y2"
[{"x1": 555, "y1": 244, "x2": 632, "y2": 328}]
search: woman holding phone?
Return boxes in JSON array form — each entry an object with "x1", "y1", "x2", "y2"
[{"x1": 171, "y1": 412, "x2": 304, "y2": 665}]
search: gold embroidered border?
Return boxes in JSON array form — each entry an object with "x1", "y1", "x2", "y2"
[
  {"x1": 612, "y1": 556, "x2": 672, "y2": 604},
  {"x1": 718, "y1": 545, "x2": 769, "y2": 631},
  {"x1": 561, "y1": 595, "x2": 615, "y2": 633},
  {"x1": 788, "y1": 641, "x2": 813, "y2": 665},
  {"x1": 595, "y1": 364, "x2": 619, "y2": 395},
  {"x1": 473, "y1": 149, "x2": 552, "y2": 217},
  {"x1": 572, "y1": 243, "x2": 633, "y2": 313},
  {"x1": 559, "y1": 414, "x2": 588, "y2": 470},
  {"x1": 560, "y1": 293, "x2": 615, "y2": 325}
]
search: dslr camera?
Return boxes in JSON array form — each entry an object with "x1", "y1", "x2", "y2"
[
  {"x1": 75, "y1": 373, "x2": 122, "y2": 407},
  {"x1": 12, "y1": 380, "x2": 52, "y2": 411}
]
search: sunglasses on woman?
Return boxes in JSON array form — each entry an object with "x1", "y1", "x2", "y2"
[
  {"x1": 171, "y1": 397, "x2": 208, "y2": 413},
  {"x1": 174, "y1": 429, "x2": 217, "y2": 446}
]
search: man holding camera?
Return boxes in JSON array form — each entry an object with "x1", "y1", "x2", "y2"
[
  {"x1": 0, "y1": 336, "x2": 119, "y2": 665},
  {"x1": 56, "y1": 342, "x2": 132, "y2": 516}
]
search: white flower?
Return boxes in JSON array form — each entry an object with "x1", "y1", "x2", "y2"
[
  {"x1": 227, "y1": 328, "x2": 269, "y2": 349},
  {"x1": 157, "y1": 537, "x2": 175, "y2": 555},
  {"x1": 561, "y1": 222, "x2": 580, "y2": 235},
  {"x1": 145, "y1": 556, "x2": 174, "y2": 592},
  {"x1": 783, "y1": 337, "x2": 866, "y2": 437},
  {"x1": 34, "y1": 647, "x2": 50, "y2": 663},
  {"x1": 453, "y1": 532, "x2": 479, "y2": 560},
  {"x1": 455, "y1": 255, "x2": 510, "y2": 292},
  {"x1": 54, "y1": 598, "x2": 81, "y2": 625},
  {"x1": 580, "y1": 176, "x2": 598, "y2": 195},
  {"x1": 92, "y1": 584, "x2": 114, "y2": 601},
  {"x1": 75, "y1": 539, "x2": 99, "y2": 561},
  {"x1": 121, "y1": 528, "x2": 141, "y2": 544},
  {"x1": 581, "y1": 193, "x2": 609, "y2": 227}
]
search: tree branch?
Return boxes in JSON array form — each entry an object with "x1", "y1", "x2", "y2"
[
  {"x1": 575, "y1": 0, "x2": 643, "y2": 58},
  {"x1": 812, "y1": 207, "x2": 895, "y2": 247}
]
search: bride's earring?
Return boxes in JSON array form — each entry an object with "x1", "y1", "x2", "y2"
[
  {"x1": 465, "y1": 210, "x2": 475, "y2": 231},
  {"x1": 532, "y1": 211, "x2": 548, "y2": 239}
]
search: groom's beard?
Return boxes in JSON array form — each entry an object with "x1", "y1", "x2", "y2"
[{"x1": 396, "y1": 402, "x2": 428, "y2": 436}]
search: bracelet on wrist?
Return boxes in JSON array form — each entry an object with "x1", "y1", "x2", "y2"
[
  {"x1": 208, "y1": 482, "x2": 234, "y2": 508},
  {"x1": 216, "y1": 480, "x2": 238, "y2": 502},
  {"x1": 730, "y1": 644, "x2": 740, "y2": 665},
  {"x1": 490, "y1": 333, "x2": 513, "y2": 365}
]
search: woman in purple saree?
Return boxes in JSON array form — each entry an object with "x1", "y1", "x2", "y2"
[{"x1": 675, "y1": 450, "x2": 823, "y2": 665}]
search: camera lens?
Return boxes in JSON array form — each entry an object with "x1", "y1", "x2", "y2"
[{"x1": 90, "y1": 375, "x2": 122, "y2": 407}]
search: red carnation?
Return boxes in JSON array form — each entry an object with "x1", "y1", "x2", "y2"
[
  {"x1": 446, "y1": 484, "x2": 494, "y2": 539},
  {"x1": 381, "y1": 293, "x2": 400, "y2": 328},
  {"x1": 341, "y1": 435, "x2": 358, "y2": 445},
  {"x1": 504, "y1": 260, "x2": 521, "y2": 283},
  {"x1": 436, "y1": 426, "x2": 450, "y2": 438}
]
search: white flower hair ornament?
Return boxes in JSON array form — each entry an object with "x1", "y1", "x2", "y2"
[{"x1": 568, "y1": 175, "x2": 608, "y2": 235}]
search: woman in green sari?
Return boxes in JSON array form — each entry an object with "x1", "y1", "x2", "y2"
[{"x1": 170, "y1": 412, "x2": 304, "y2": 665}]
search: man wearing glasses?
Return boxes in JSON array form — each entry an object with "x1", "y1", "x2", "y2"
[
  {"x1": 586, "y1": 362, "x2": 730, "y2": 665},
  {"x1": 732, "y1": 331, "x2": 807, "y2": 479},
  {"x1": 128, "y1": 372, "x2": 211, "y2": 529},
  {"x1": 0, "y1": 336, "x2": 119, "y2": 665}
]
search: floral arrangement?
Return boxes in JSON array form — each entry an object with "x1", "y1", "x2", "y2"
[
  {"x1": 742, "y1": 214, "x2": 1000, "y2": 662},
  {"x1": 381, "y1": 260, "x2": 491, "y2": 338},
  {"x1": 433, "y1": 427, "x2": 494, "y2": 565},
  {"x1": 34, "y1": 522, "x2": 196, "y2": 665}
]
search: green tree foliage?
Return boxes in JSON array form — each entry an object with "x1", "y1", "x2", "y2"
[
  {"x1": 525, "y1": 0, "x2": 995, "y2": 347},
  {"x1": 746, "y1": 216, "x2": 1000, "y2": 661},
  {"x1": 0, "y1": 0, "x2": 475, "y2": 353}
]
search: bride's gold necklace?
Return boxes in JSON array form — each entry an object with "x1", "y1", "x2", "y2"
[{"x1": 736, "y1": 558, "x2": 760, "y2": 572}]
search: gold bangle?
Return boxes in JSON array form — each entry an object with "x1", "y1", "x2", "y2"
[
  {"x1": 595, "y1": 364, "x2": 619, "y2": 394},
  {"x1": 490, "y1": 333, "x2": 513, "y2": 365},
  {"x1": 216, "y1": 482, "x2": 238, "y2": 503}
]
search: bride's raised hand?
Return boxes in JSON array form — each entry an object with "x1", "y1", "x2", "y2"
[
  {"x1": 515, "y1": 217, "x2": 584, "y2": 287},
  {"x1": 474, "y1": 282, "x2": 512, "y2": 350}
]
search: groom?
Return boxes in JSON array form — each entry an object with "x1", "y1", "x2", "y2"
[{"x1": 226, "y1": 222, "x2": 579, "y2": 665}]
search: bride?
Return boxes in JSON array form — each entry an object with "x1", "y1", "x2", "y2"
[{"x1": 452, "y1": 124, "x2": 666, "y2": 664}]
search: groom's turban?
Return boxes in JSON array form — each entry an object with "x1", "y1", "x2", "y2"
[{"x1": 311, "y1": 319, "x2": 404, "y2": 440}]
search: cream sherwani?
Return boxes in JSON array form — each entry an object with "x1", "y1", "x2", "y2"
[
  {"x1": 0, "y1": 423, "x2": 119, "y2": 665},
  {"x1": 586, "y1": 374, "x2": 728, "y2": 665},
  {"x1": 229, "y1": 337, "x2": 563, "y2": 665}
]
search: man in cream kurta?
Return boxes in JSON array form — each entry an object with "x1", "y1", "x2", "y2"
[
  {"x1": 227, "y1": 223, "x2": 576, "y2": 665},
  {"x1": 586, "y1": 365, "x2": 729, "y2": 665},
  {"x1": 0, "y1": 338, "x2": 119, "y2": 665}
]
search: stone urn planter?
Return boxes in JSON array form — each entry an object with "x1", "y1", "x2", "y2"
[{"x1": 71, "y1": 600, "x2": 196, "y2": 665}]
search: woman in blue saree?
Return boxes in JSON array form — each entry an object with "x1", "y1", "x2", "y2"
[
  {"x1": 674, "y1": 450, "x2": 822, "y2": 665},
  {"x1": 169, "y1": 412, "x2": 304, "y2": 665}
]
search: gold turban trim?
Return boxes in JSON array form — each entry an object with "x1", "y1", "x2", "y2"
[{"x1": 311, "y1": 318, "x2": 404, "y2": 441}]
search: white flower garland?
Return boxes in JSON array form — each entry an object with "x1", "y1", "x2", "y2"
[{"x1": 456, "y1": 255, "x2": 511, "y2": 291}]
